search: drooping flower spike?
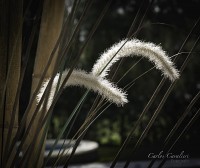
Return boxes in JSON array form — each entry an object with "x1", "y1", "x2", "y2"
[
  {"x1": 92, "y1": 38, "x2": 180, "y2": 81},
  {"x1": 37, "y1": 38, "x2": 180, "y2": 109},
  {"x1": 37, "y1": 69, "x2": 128, "y2": 109}
]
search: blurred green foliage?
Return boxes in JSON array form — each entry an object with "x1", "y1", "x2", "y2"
[{"x1": 21, "y1": 0, "x2": 200, "y2": 148}]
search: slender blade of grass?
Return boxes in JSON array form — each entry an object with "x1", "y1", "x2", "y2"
[
  {"x1": 12, "y1": 0, "x2": 94, "y2": 166},
  {"x1": 7, "y1": 1, "x2": 93, "y2": 165},
  {"x1": 0, "y1": 2, "x2": 23, "y2": 165},
  {"x1": 52, "y1": 1, "x2": 113, "y2": 166},
  {"x1": 41, "y1": 1, "x2": 82, "y2": 166}
]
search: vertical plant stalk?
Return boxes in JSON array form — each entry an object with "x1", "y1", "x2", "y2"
[
  {"x1": 24, "y1": 0, "x2": 65, "y2": 167},
  {"x1": 9, "y1": 1, "x2": 93, "y2": 166},
  {"x1": 0, "y1": 0, "x2": 22, "y2": 167}
]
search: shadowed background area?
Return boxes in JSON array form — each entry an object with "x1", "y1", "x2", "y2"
[{"x1": 19, "y1": 0, "x2": 200, "y2": 163}]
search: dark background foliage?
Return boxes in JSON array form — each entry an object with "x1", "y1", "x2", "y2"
[{"x1": 20, "y1": 0, "x2": 200, "y2": 160}]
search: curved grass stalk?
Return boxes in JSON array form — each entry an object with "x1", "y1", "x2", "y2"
[
  {"x1": 38, "y1": 2, "x2": 114, "y2": 166},
  {"x1": 20, "y1": 1, "x2": 111, "y2": 165},
  {"x1": 41, "y1": 38, "x2": 179, "y2": 167},
  {"x1": 56, "y1": 64, "x2": 158, "y2": 167},
  {"x1": 92, "y1": 38, "x2": 180, "y2": 81},
  {"x1": 37, "y1": 69, "x2": 128, "y2": 108},
  {"x1": 54, "y1": 38, "x2": 179, "y2": 166},
  {"x1": 123, "y1": 32, "x2": 200, "y2": 168}
]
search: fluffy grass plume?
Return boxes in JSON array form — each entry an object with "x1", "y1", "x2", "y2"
[
  {"x1": 92, "y1": 38, "x2": 180, "y2": 81},
  {"x1": 37, "y1": 69, "x2": 128, "y2": 109},
  {"x1": 37, "y1": 38, "x2": 179, "y2": 109}
]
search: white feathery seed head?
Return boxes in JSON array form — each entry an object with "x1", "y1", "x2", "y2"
[
  {"x1": 36, "y1": 69, "x2": 128, "y2": 110},
  {"x1": 92, "y1": 38, "x2": 180, "y2": 81}
]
